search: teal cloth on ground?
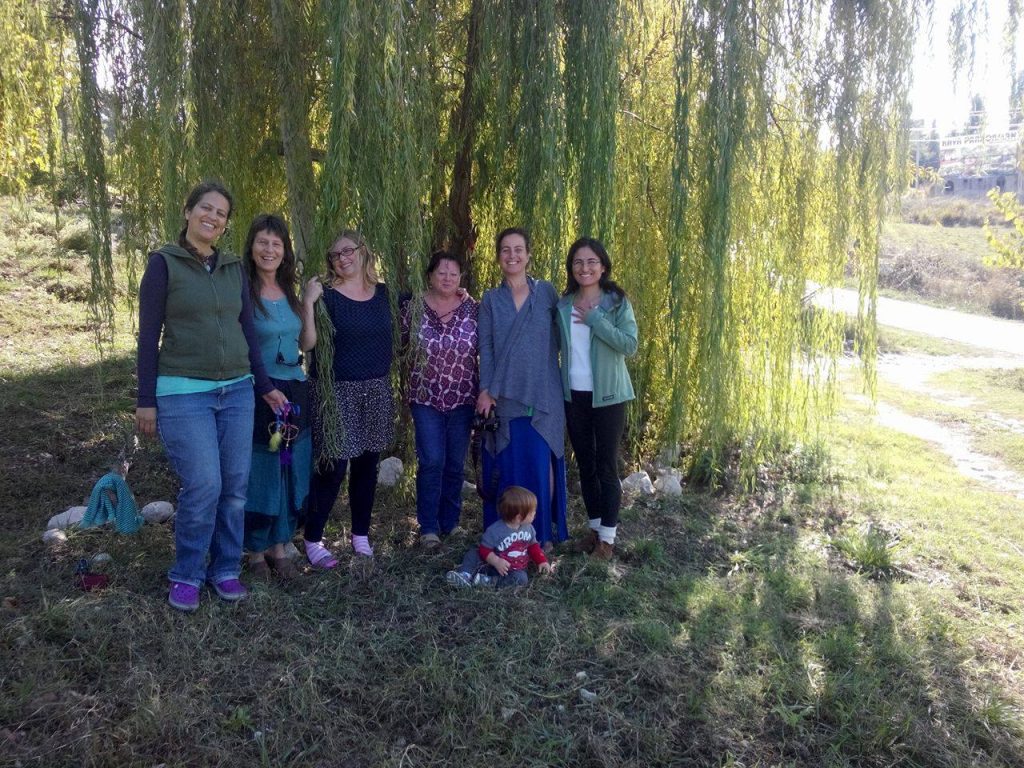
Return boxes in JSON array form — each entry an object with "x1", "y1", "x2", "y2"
[{"x1": 82, "y1": 472, "x2": 144, "y2": 534}]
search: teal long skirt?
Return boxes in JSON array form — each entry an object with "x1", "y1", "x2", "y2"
[{"x1": 243, "y1": 430, "x2": 311, "y2": 552}]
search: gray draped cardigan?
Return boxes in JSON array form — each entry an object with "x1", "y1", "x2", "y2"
[{"x1": 478, "y1": 277, "x2": 565, "y2": 458}]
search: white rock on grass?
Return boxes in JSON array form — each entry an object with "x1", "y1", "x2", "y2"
[
  {"x1": 621, "y1": 471, "x2": 655, "y2": 495},
  {"x1": 654, "y1": 470, "x2": 683, "y2": 496},
  {"x1": 281, "y1": 542, "x2": 300, "y2": 560},
  {"x1": 42, "y1": 529, "x2": 67, "y2": 545},
  {"x1": 377, "y1": 456, "x2": 404, "y2": 487},
  {"x1": 141, "y1": 501, "x2": 175, "y2": 523},
  {"x1": 47, "y1": 506, "x2": 86, "y2": 531},
  {"x1": 91, "y1": 552, "x2": 112, "y2": 566}
]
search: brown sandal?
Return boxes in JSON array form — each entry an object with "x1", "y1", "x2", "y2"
[{"x1": 271, "y1": 556, "x2": 301, "y2": 580}]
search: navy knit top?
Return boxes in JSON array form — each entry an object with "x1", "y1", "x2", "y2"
[{"x1": 311, "y1": 283, "x2": 393, "y2": 382}]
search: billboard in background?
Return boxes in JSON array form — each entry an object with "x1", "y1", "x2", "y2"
[{"x1": 939, "y1": 130, "x2": 1020, "y2": 176}]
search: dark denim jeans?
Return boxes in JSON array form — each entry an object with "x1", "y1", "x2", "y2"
[
  {"x1": 157, "y1": 379, "x2": 254, "y2": 586},
  {"x1": 457, "y1": 548, "x2": 529, "y2": 588},
  {"x1": 412, "y1": 403, "x2": 474, "y2": 536}
]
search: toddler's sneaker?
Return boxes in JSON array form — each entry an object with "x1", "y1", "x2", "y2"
[
  {"x1": 211, "y1": 578, "x2": 248, "y2": 602},
  {"x1": 472, "y1": 572, "x2": 495, "y2": 588},
  {"x1": 168, "y1": 581, "x2": 200, "y2": 612},
  {"x1": 446, "y1": 570, "x2": 472, "y2": 588}
]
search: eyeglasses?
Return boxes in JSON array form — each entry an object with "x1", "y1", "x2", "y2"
[
  {"x1": 572, "y1": 259, "x2": 602, "y2": 269},
  {"x1": 328, "y1": 245, "x2": 362, "y2": 261},
  {"x1": 275, "y1": 338, "x2": 304, "y2": 367}
]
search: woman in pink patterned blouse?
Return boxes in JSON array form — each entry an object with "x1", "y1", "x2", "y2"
[{"x1": 402, "y1": 250, "x2": 479, "y2": 548}]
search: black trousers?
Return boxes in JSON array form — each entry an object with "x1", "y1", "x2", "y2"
[
  {"x1": 565, "y1": 390, "x2": 625, "y2": 528},
  {"x1": 305, "y1": 450, "x2": 380, "y2": 540}
]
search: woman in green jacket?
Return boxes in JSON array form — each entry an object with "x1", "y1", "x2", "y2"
[{"x1": 556, "y1": 237, "x2": 638, "y2": 559}]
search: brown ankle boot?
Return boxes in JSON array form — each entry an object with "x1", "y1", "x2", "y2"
[
  {"x1": 592, "y1": 540, "x2": 615, "y2": 560},
  {"x1": 571, "y1": 529, "x2": 598, "y2": 554}
]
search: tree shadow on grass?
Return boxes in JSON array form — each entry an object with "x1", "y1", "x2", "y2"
[
  {"x1": 623, "y1": 495, "x2": 1024, "y2": 767},
  {"x1": 0, "y1": 353, "x2": 177, "y2": 532},
  {"x1": 1, "y1": 359, "x2": 1022, "y2": 766}
]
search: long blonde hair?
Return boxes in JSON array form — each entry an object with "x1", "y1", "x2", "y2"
[{"x1": 328, "y1": 229, "x2": 381, "y2": 287}]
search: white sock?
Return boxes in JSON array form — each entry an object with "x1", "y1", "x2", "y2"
[
  {"x1": 351, "y1": 534, "x2": 373, "y2": 557},
  {"x1": 588, "y1": 518, "x2": 601, "y2": 531},
  {"x1": 598, "y1": 525, "x2": 616, "y2": 545}
]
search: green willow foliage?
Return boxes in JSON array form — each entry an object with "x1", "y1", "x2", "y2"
[
  {"x1": 984, "y1": 188, "x2": 1024, "y2": 271},
  {"x1": 3, "y1": 0, "x2": 1003, "y2": 478},
  {"x1": 70, "y1": 0, "x2": 115, "y2": 345}
]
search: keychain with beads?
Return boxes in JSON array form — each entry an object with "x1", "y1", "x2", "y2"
[{"x1": 268, "y1": 403, "x2": 300, "y2": 466}]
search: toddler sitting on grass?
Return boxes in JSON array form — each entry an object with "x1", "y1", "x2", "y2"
[{"x1": 446, "y1": 486, "x2": 552, "y2": 588}]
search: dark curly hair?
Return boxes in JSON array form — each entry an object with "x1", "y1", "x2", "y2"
[
  {"x1": 243, "y1": 213, "x2": 301, "y2": 317},
  {"x1": 563, "y1": 237, "x2": 625, "y2": 299}
]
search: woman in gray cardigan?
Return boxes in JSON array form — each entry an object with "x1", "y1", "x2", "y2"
[{"x1": 476, "y1": 228, "x2": 568, "y2": 548}]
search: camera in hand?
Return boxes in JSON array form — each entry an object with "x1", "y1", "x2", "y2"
[{"x1": 473, "y1": 408, "x2": 499, "y2": 434}]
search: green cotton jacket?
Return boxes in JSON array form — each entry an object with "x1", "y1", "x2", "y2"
[
  {"x1": 156, "y1": 244, "x2": 251, "y2": 381},
  {"x1": 555, "y1": 290, "x2": 638, "y2": 407}
]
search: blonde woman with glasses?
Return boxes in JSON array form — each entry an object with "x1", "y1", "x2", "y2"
[{"x1": 303, "y1": 231, "x2": 394, "y2": 567}]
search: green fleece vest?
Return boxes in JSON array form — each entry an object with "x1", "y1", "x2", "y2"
[{"x1": 157, "y1": 244, "x2": 251, "y2": 380}]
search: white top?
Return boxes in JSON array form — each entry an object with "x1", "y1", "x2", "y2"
[{"x1": 569, "y1": 319, "x2": 593, "y2": 391}]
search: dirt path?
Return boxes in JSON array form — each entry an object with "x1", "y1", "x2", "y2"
[
  {"x1": 812, "y1": 284, "x2": 1024, "y2": 356},
  {"x1": 874, "y1": 354, "x2": 1024, "y2": 499},
  {"x1": 823, "y1": 286, "x2": 1024, "y2": 498}
]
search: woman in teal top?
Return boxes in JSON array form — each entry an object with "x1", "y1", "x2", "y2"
[{"x1": 242, "y1": 214, "x2": 319, "y2": 579}]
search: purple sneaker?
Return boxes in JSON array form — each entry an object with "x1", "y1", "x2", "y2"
[
  {"x1": 168, "y1": 581, "x2": 200, "y2": 612},
  {"x1": 211, "y1": 578, "x2": 248, "y2": 602}
]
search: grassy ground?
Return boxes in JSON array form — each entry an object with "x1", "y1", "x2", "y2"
[
  {"x1": 875, "y1": 326, "x2": 987, "y2": 357},
  {"x1": 876, "y1": 197, "x2": 1024, "y2": 320},
  {"x1": 3, "y1": 198, "x2": 1024, "y2": 766},
  {"x1": 867, "y1": 365, "x2": 1024, "y2": 478}
]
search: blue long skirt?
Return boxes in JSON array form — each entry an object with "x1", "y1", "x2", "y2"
[
  {"x1": 244, "y1": 430, "x2": 311, "y2": 552},
  {"x1": 482, "y1": 416, "x2": 568, "y2": 545}
]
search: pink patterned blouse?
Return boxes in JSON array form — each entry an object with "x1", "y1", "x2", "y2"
[{"x1": 402, "y1": 296, "x2": 479, "y2": 412}]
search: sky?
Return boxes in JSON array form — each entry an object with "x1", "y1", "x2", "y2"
[{"x1": 911, "y1": 0, "x2": 1022, "y2": 133}]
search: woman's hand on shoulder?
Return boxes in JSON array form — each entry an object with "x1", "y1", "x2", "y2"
[
  {"x1": 303, "y1": 277, "x2": 323, "y2": 307},
  {"x1": 135, "y1": 407, "x2": 157, "y2": 438}
]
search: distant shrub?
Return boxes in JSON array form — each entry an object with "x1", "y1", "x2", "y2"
[
  {"x1": 984, "y1": 275, "x2": 1024, "y2": 320},
  {"x1": 60, "y1": 224, "x2": 92, "y2": 253},
  {"x1": 899, "y1": 196, "x2": 1001, "y2": 228},
  {"x1": 46, "y1": 280, "x2": 91, "y2": 302},
  {"x1": 878, "y1": 253, "x2": 926, "y2": 292}
]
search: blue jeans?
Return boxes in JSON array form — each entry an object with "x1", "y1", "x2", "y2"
[
  {"x1": 412, "y1": 403, "x2": 474, "y2": 536},
  {"x1": 158, "y1": 379, "x2": 255, "y2": 586},
  {"x1": 457, "y1": 549, "x2": 529, "y2": 588}
]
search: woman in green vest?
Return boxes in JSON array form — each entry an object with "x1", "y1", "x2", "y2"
[{"x1": 136, "y1": 180, "x2": 287, "y2": 612}]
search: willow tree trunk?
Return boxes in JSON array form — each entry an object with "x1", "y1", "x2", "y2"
[
  {"x1": 447, "y1": 0, "x2": 481, "y2": 293},
  {"x1": 269, "y1": 0, "x2": 317, "y2": 264}
]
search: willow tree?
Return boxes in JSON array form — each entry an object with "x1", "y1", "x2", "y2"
[{"x1": 3, "y1": 0, "x2": 1000, "y2": 480}]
